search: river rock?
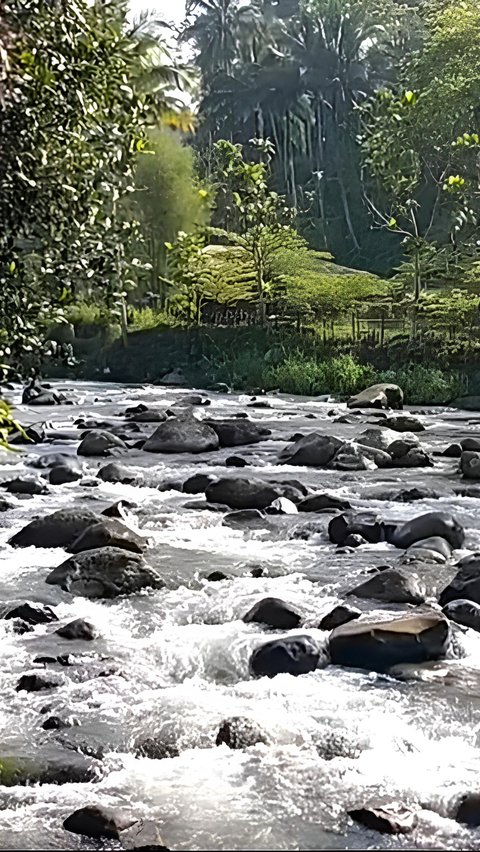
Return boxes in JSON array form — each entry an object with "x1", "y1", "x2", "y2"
[
  {"x1": 0, "y1": 754, "x2": 99, "y2": 786},
  {"x1": 346, "y1": 568, "x2": 425, "y2": 604},
  {"x1": 265, "y1": 497, "x2": 298, "y2": 515},
  {"x1": 41, "y1": 716, "x2": 72, "y2": 730},
  {"x1": 121, "y1": 820, "x2": 171, "y2": 851},
  {"x1": 49, "y1": 464, "x2": 82, "y2": 485},
  {"x1": 78, "y1": 430, "x2": 127, "y2": 456},
  {"x1": 391, "y1": 512, "x2": 464, "y2": 550},
  {"x1": 182, "y1": 473, "x2": 215, "y2": 494},
  {"x1": 357, "y1": 428, "x2": 398, "y2": 451},
  {"x1": 243, "y1": 597, "x2": 302, "y2": 629},
  {"x1": 4, "y1": 602, "x2": 58, "y2": 625},
  {"x1": 126, "y1": 407, "x2": 167, "y2": 423},
  {"x1": 328, "y1": 512, "x2": 388, "y2": 546},
  {"x1": 97, "y1": 463, "x2": 137, "y2": 485},
  {"x1": 384, "y1": 415, "x2": 425, "y2": 432},
  {"x1": 1, "y1": 477, "x2": 49, "y2": 495},
  {"x1": 460, "y1": 451, "x2": 480, "y2": 479},
  {"x1": 16, "y1": 673, "x2": 61, "y2": 692},
  {"x1": 67, "y1": 518, "x2": 147, "y2": 555},
  {"x1": 250, "y1": 635, "x2": 321, "y2": 678},
  {"x1": 388, "y1": 446, "x2": 433, "y2": 468},
  {"x1": 298, "y1": 493, "x2": 351, "y2": 513},
  {"x1": 63, "y1": 805, "x2": 137, "y2": 840},
  {"x1": 329, "y1": 611, "x2": 449, "y2": 672},
  {"x1": 55, "y1": 618, "x2": 96, "y2": 640},
  {"x1": 442, "y1": 599, "x2": 480, "y2": 632},
  {"x1": 348, "y1": 805, "x2": 417, "y2": 834},
  {"x1": 456, "y1": 793, "x2": 480, "y2": 826},
  {"x1": 30, "y1": 453, "x2": 73, "y2": 469},
  {"x1": 135, "y1": 736, "x2": 179, "y2": 760},
  {"x1": 347, "y1": 383, "x2": 403, "y2": 411},
  {"x1": 404, "y1": 536, "x2": 452, "y2": 564},
  {"x1": 46, "y1": 547, "x2": 163, "y2": 598},
  {"x1": 216, "y1": 717, "x2": 270, "y2": 749},
  {"x1": 206, "y1": 478, "x2": 294, "y2": 510},
  {"x1": 439, "y1": 554, "x2": 480, "y2": 606},
  {"x1": 225, "y1": 456, "x2": 248, "y2": 467},
  {"x1": 143, "y1": 416, "x2": 219, "y2": 454},
  {"x1": 223, "y1": 509, "x2": 266, "y2": 526},
  {"x1": 207, "y1": 419, "x2": 270, "y2": 447},
  {"x1": 461, "y1": 438, "x2": 480, "y2": 452},
  {"x1": 315, "y1": 731, "x2": 362, "y2": 761},
  {"x1": 9, "y1": 509, "x2": 103, "y2": 548},
  {"x1": 279, "y1": 433, "x2": 341, "y2": 467},
  {"x1": 318, "y1": 605, "x2": 361, "y2": 631}
]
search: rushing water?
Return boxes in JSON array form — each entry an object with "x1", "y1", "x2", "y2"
[{"x1": 2, "y1": 381, "x2": 480, "y2": 850}]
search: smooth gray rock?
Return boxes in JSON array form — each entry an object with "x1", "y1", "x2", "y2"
[
  {"x1": 46, "y1": 547, "x2": 163, "y2": 598},
  {"x1": 346, "y1": 568, "x2": 425, "y2": 604},
  {"x1": 9, "y1": 509, "x2": 102, "y2": 548},
  {"x1": 143, "y1": 416, "x2": 219, "y2": 454}
]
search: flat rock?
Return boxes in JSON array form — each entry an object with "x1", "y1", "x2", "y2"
[
  {"x1": 120, "y1": 819, "x2": 170, "y2": 851},
  {"x1": 206, "y1": 478, "x2": 289, "y2": 510},
  {"x1": 46, "y1": 547, "x2": 163, "y2": 598},
  {"x1": 243, "y1": 597, "x2": 301, "y2": 630},
  {"x1": 9, "y1": 509, "x2": 103, "y2": 549},
  {"x1": 279, "y1": 433, "x2": 341, "y2": 467},
  {"x1": 384, "y1": 415, "x2": 425, "y2": 432},
  {"x1": 329, "y1": 611, "x2": 449, "y2": 672},
  {"x1": 143, "y1": 416, "x2": 219, "y2": 454},
  {"x1": 298, "y1": 493, "x2": 351, "y2": 513}
]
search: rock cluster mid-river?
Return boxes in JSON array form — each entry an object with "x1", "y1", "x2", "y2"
[{"x1": 3, "y1": 381, "x2": 480, "y2": 850}]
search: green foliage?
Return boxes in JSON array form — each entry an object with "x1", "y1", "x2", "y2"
[
  {"x1": 129, "y1": 306, "x2": 180, "y2": 330},
  {"x1": 378, "y1": 364, "x2": 465, "y2": 405},
  {"x1": 264, "y1": 354, "x2": 377, "y2": 395},
  {"x1": 0, "y1": 399, "x2": 27, "y2": 450}
]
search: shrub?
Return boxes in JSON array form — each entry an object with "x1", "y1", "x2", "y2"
[
  {"x1": 263, "y1": 354, "x2": 376, "y2": 395},
  {"x1": 378, "y1": 365, "x2": 466, "y2": 405}
]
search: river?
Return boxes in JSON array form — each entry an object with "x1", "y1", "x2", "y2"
[{"x1": 1, "y1": 381, "x2": 480, "y2": 850}]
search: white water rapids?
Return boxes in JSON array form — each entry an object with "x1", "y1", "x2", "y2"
[{"x1": 0, "y1": 382, "x2": 480, "y2": 850}]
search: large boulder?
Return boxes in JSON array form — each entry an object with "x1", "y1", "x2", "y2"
[
  {"x1": 442, "y1": 599, "x2": 480, "y2": 632},
  {"x1": 46, "y1": 547, "x2": 163, "y2": 598},
  {"x1": 249, "y1": 635, "x2": 321, "y2": 678},
  {"x1": 207, "y1": 419, "x2": 270, "y2": 447},
  {"x1": 439, "y1": 554, "x2": 480, "y2": 606},
  {"x1": 63, "y1": 806, "x2": 136, "y2": 840},
  {"x1": 279, "y1": 433, "x2": 341, "y2": 467},
  {"x1": 143, "y1": 416, "x2": 219, "y2": 454},
  {"x1": 391, "y1": 512, "x2": 464, "y2": 550},
  {"x1": 206, "y1": 478, "x2": 300, "y2": 510},
  {"x1": 55, "y1": 618, "x2": 96, "y2": 640},
  {"x1": 78, "y1": 430, "x2": 126, "y2": 457},
  {"x1": 243, "y1": 597, "x2": 301, "y2": 630},
  {"x1": 329, "y1": 611, "x2": 449, "y2": 672},
  {"x1": 347, "y1": 383, "x2": 403, "y2": 411},
  {"x1": 68, "y1": 518, "x2": 147, "y2": 555},
  {"x1": 346, "y1": 567, "x2": 425, "y2": 605},
  {"x1": 460, "y1": 451, "x2": 480, "y2": 479},
  {"x1": 9, "y1": 509, "x2": 102, "y2": 548}
]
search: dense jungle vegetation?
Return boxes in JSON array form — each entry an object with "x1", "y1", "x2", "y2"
[{"x1": 1, "y1": 0, "x2": 480, "y2": 402}]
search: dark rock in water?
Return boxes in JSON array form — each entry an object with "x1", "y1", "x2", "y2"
[
  {"x1": 68, "y1": 518, "x2": 147, "y2": 555},
  {"x1": 319, "y1": 605, "x2": 361, "y2": 631},
  {"x1": 343, "y1": 533, "x2": 367, "y2": 548},
  {"x1": 16, "y1": 673, "x2": 61, "y2": 692},
  {"x1": 456, "y1": 793, "x2": 480, "y2": 826},
  {"x1": 46, "y1": 546, "x2": 163, "y2": 598},
  {"x1": 49, "y1": 464, "x2": 82, "y2": 485},
  {"x1": 207, "y1": 419, "x2": 270, "y2": 447},
  {"x1": 63, "y1": 805, "x2": 137, "y2": 840},
  {"x1": 329, "y1": 611, "x2": 449, "y2": 672},
  {"x1": 175, "y1": 394, "x2": 210, "y2": 407},
  {"x1": 55, "y1": 618, "x2": 96, "y2": 640},
  {"x1": 205, "y1": 571, "x2": 230, "y2": 582},
  {"x1": 251, "y1": 566, "x2": 265, "y2": 578},
  {"x1": 388, "y1": 446, "x2": 433, "y2": 468},
  {"x1": 315, "y1": 731, "x2": 361, "y2": 761},
  {"x1": 216, "y1": 717, "x2": 269, "y2": 749},
  {"x1": 126, "y1": 406, "x2": 167, "y2": 423},
  {"x1": 41, "y1": 716, "x2": 72, "y2": 730},
  {"x1": 243, "y1": 597, "x2": 301, "y2": 630},
  {"x1": 384, "y1": 415, "x2": 425, "y2": 433},
  {"x1": 223, "y1": 509, "x2": 266, "y2": 526},
  {"x1": 279, "y1": 433, "x2": 341, "y2": 467},
  {"x1": 460, "y1": 451, "x2": 480, "y2": 479},
  {"x1": 392, "y1": 512, "x2": 464, "y2": 549},
  {"x1": 461, "y1": 437, "x2": 480, "y2": 452},
  {"x1": 328, "y1": 512, "x2": 387, "y2": 547},
  {"x1": 443, "y1": 443, "x2": 462, "y2": 458},
  {"x1": 120, "y1": 819, "x2": 171, "y2": 851},
  {"x1": 97, "y1": 462, "x2": 137, "y2": 485},
  {"x1": 392, "y1": 487, "x2": 441, "y2": 502},
  {"x1": 10, "y1": 425, "x2": 45, "y2": 445},
  {"x1": 182, "y1": 473, "x2": 215, "y2": 494},
  {"x1": 225, "y1": 455, "x2": 248, "y2": 468},
  {"x1": 439, "y1": 554, "x2": 480, "y2": 606},
  {"x1": 78, "y1": 430, "x2": 127, "y2": 456},
  {"x1": 346, "y1": 568, "x2": 425, "y2": 605},
  {"x1": 0, "y1": 496, "x2": 13, "y2": 511},
  {"x1": 1, "y1": 477, "x2": 48, "y2": 495},
  {"x1": 102, "y1": 500, "x2": 137, "y2": 519},
  {"x1": 247, "y1": 400, "x2": 271, "y2": 409},
  {"x1": 348, "y1": 805, "x2": 417, "y2": 835},
  {"x1": 9, "y1": 508, "x2": 103, "y2": 549},
  {"x1": 442, "y1": 599, "x2": 480, "y2": 632},
  {"x1": 347, "y1": 383, "x2": 404, "y2": 411},
  {"x1": 250, "y1": 635, "x2": 321, "y2": 678},
  {"x1": 298, "y1": 493, "x2": 351, "y2": 513},
  {"x1": 206, "y1": 478, "x2": 288, "y2": 510},
  {"x1": 0, "y1": 754, "x2": 98, "y2": 786},
  {"x1": 265, "y1": 497, "x2": 298, "y2": 515},
  {"x1": 11, "y1": 620, "x2": 33, "y2": 635},
  {"x1": 4, "y1": 602, "x2": 58, "y2": 625},
  {"x1": 135, "y1": 737, "x2": 179, "y2": 760},
  {"x1": 405, "y1": 536, "x2": 452, "y2": 564},
  {"x1": 143, "y1": 416, "x2": 219, "y2": 454}
]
